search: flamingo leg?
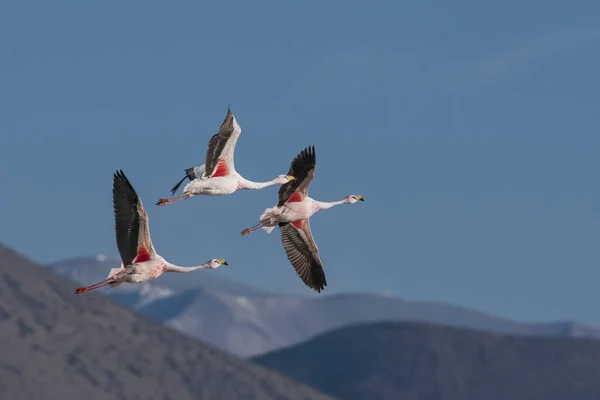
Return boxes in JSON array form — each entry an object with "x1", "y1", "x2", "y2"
[
  {"x1": 74, "y1": 278, "x2": 116, "y2": 294},
  {"x1": 156, "y1": 193, "x2": 192, "y2": 206},
  {"x1": 241, "y1": 222, "x2": 263, "y2": 236}
]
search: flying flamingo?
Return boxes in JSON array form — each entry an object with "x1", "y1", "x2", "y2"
[
  {"x1": 74, "y1": 170, "x2": 228, "y2": 294},
  {"x1": 156, "y1": 107, "x2": 295, "y2": 206},
  {"x1": 240, "y1": 145, "x2": 364, "y2": 293}
]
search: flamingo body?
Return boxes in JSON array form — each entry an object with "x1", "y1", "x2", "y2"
[
  {"x1": 74, "y1": 170, "x2": 228, "y2": 295},
  {"x1": 156, "y1": 107, "x2": 294, "y2": 206},
  {"x1": 181, "y1": 174, "x2": 241, "y2": 196},
  {"x1": 241, "y1": 146, "x2": 364, "y2": 293}
]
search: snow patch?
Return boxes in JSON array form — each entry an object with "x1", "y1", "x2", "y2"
[
  {"x1": 230, "y1": 296, "x2": 266, "y2": 326},
  {"x1": 236, "y1": 296, "x2": 253, "y2": 309},
  {"x1": 136, "y1": 283, "x2": 175, "y2": 306}
]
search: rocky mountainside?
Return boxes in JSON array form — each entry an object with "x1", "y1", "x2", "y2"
[
  {"x1": 253, "y1": 321, "x2": 600, "y2": 400},
  {"x1": 48, "y1": 256, "x2": 600, "y2": 357},
  {"x1": 0, "y1": 244, "x2": 333, "y2": 400}
]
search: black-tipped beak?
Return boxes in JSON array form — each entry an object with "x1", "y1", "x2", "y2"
[
  {"x1": 223, "y1": 261, "x2": 229, "y2": 266},
  {"x1": 359, "y1": 197, "x2": 364, "y2": 202}
]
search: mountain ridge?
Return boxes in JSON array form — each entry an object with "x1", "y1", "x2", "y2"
[
  {"x1": 252, "y1": 320, "x2": 600, "y2": 400},
  {"x1": 47, "y1": 255, "x2": 600, "y2": 357}
]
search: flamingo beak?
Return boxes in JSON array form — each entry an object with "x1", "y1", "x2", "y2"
[
  {"x1": 219, "y1": 259, "x2": 228, "y2": 266},
  {"x1": 287, "y1": 175, "x2": 296, "y2": 182},
  {"x1": 354, "y1": 195, "x2": 364, "y2": 202}
]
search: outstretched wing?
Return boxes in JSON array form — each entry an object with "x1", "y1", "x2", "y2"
[
  {"x1": 113, "y1": 170, "x2": 157, "y2": 267},
  {"x1": 204, "y1": 107, "x2": 242, "y2": 178},
  {"x1": 279, "y1": 219, "x2": 327, "y2": 293},
  {"x1": 278, "y1": 145, "x2": 316, "y2": 206}
]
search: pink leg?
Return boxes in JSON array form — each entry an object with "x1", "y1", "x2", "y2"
[
  {"x1": 156, "y1": 193, "x2": 192, "y2": 206},
  {"x1": 241, "y1": 223, "x2": 263, "y2": 236},
  {"x1": 74, "y1": 278, "x2": 116, "y2": 294}
]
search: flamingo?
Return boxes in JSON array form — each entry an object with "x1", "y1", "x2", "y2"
[
  {"x1": 240, "y1": 145, "x2": 364, "y2": 293},
  {"x1": 156, "y1": 107, "x2": 295, "y2": 206},
  {"x1": 74, "y1": 170, "x2": 228, "y2": 294}
]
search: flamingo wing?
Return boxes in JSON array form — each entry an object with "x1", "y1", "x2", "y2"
[
  {"x1": 169, "y1": 164, "x2": 206, "y2": 195},
  {"x1": 278, "y1": 145, "x2": 316, "y2": 206},
  {"x1": 113, "y1": 170, "x2": 157, "y2": 267},
  {"x1": 204, "y1": 107, "x2": 242, "y2": 178},
  {"x1": 279, "y1": 219, "x2": 327, "y2": 293}
]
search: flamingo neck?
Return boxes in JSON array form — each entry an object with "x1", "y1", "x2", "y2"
[
  {"x1": 164, "y1": 262, "x2": 210, "y2": 273},
  {"x1": 238, "y1": 177, "x2": 278, "y2": 190},
  {"x1": 314, "y1": 199, "x2": 346, "y2": 211}
]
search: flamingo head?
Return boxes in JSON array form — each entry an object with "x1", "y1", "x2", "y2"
[
  {"x1": 345, "y1": 195, "x2": 365, "y2": 204},
  {"x1": 273, "y1": 174, "x2": 296, "y2": 185},
  {"x1": 206, "y1": 259, "x2": 229, "y2": 269}
]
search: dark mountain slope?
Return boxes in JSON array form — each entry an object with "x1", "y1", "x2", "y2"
[
  {"x1": 253, "y1": 321, "x2": 600, "y2": 400},
  {"x1": 0, "y1": 243, "x2": 333, "y2": 400}
]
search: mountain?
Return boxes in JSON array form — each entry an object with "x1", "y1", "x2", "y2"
[
  {"x1": 47, "y1": 256, "x2": 600, "y2": 357},
  {"x1": 253, "y1": 321, "x2": 600, "y2": 400},
  {"x1": 0, "y1": 244, "x2": 333, "y2": 400}
]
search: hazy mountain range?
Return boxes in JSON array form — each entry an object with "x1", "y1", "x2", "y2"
[
  {"x1": 0, "y1": 243, "x2": 332, "y2": 400},
  {"x1": 6, "y1": 244, "x2": 600, "y2": 400},
  {"x1": 47, "y1": 255, "x2": 600, "y2": 357},
  {"x1": 253, "y1": 321, "x2": 600, "y2": 400}
]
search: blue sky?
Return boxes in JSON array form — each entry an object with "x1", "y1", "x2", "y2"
[{"x1": 2, "y1": 1, "x2": 600, "y2": 325}]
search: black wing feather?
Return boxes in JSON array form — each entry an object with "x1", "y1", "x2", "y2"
[
  {"x1": 169, "y1": 167, "x2": 198, "y2": 195},
  {"x1": 279, "y1": 222, "x2": 327, "y2": 293},
  {"x1": 277, "y1": 145, "x2": 316, "y2": 206},
  {"x1": 204, "y1": 107, "x2": 235, "y2": 176},
  {"x1": 113, "y1": 170, "x2": 141, "y2": 267}
]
